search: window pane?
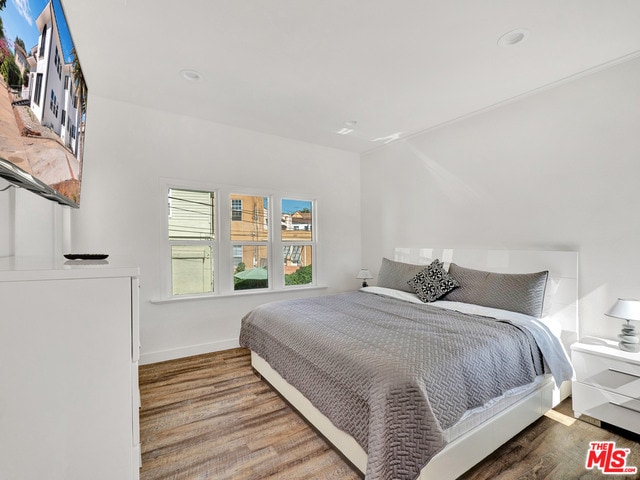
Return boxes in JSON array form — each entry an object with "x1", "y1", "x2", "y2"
[
  {"x1": 168, "y1": 189, "x2": 214, "y2": 240},
  {"x1": 281, "y1": 199, "x2": 312, "y2": 241},
  {"x1": 233, "y1": 245, "x2": 268, "y2": 290},
  {"x1": 230, "y1": 194, "x2": 268, "y2": 241},
  {"x1": 171, "y1": 245, "x2": 213, "y2": 295},
  {"x1": 284, "y1": 245, "x2": 312, "y2": 286}
]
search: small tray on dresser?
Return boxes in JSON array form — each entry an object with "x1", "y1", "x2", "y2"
[{"x1": 64, "y1": 254, "x2": 109, "y2": 260}]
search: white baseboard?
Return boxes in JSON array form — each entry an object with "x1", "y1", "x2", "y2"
[{"x1": 139, "y1": 338, "x2": 240, "y2": 365}]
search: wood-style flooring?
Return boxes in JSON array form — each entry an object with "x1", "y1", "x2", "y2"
[{"x1": 139, "y1": 348, "x2": 640, "y2": 479}]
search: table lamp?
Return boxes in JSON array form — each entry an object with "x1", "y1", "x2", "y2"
[
  {"x1": 356, "y1": 268, "x2": 373, "y2": 288},
  {"x1": 605, "y1": 298, "x2": 640, "y2": 352}
]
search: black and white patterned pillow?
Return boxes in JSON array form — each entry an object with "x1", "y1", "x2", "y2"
[{"x1": 408, "y1": 259, "x2": 461, "y2": 303}]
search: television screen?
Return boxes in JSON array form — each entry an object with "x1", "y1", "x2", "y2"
[{"x1": 0, "y1": 0, "x2": 87, "y2": 207}]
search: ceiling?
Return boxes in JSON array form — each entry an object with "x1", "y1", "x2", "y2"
[{"x1": 60, "y1": 0, "x2": 640, "y2": 153}]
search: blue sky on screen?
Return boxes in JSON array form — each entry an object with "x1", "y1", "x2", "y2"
[{"x1": 4, "y1": 0, "x2": 74, "y2": 62}]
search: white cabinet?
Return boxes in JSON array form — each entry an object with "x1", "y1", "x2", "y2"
[
  {"x1": 0, "y1": 257, "x2": 140, "y2": 480},
  {"x1": 572, "y1": 337, "x2": 640, "y2": 435}
]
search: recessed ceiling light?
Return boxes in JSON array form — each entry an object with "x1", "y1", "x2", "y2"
[
  {"x1": 180, "y1": 69, "x2": 203, "y2": 82},
  {"x1": 497, "y1": 28, "x2": 530, "y2": 47},
  {"x1": 336, "y1": 120, "x2": 358, "y2": 135}
]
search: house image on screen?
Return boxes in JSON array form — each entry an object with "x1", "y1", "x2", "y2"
[{"x1": 23, "y1": 0, "x2": 83, "y2": 157}]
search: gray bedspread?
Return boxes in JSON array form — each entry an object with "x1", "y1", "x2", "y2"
[{"x1": 239, "y1": 291, "x2": 571, "y2": 480}]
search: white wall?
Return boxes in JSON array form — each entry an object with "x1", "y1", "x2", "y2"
[
  {"x1": 0, "y1": 179, "x2": 14, "y2": 257},
  {"x1": 361, "y1": 56, "x2": 640, "y2": 342},
  {"x1": 0, "y1": 178, "x2": 69, "y2": 258},
  {"x1": 71, "y1": 95, "x2": 361, "y2": 363}
]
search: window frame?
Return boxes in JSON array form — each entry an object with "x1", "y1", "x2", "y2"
[
  {"x1": 281, "y1": 198, "x2": 315, "y2": 288},
  {"x1": 34, "y1": 73, "x2": 43, "y2": 106},
  {"x1": 229, "y1": 193, "x2": 270, "y2": 292},
  {"x1": 167, "y1": 187, "x2": 216, "y2": 296},
  {"x1": 39, "y1": 24, "x2": 47, "y2": 58},
  {"x1": 160, "y1": 179, "x2": 318, "y2": 300}
]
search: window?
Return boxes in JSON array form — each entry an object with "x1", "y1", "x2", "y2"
[
  {"x1": 50, "y1": 90, "x2": 58, "y2": 116},
  {"x1": 165, "y1": 185, "x2": 316, "y2": 297},
  {"x1": 39, "y1": 25, "x2": 47, "y2": 58},
  {"x1": 232, "y1": 245, "x2": 243, "y2": 267},
  {"x1": 168, "y1": 188, "x2": 215, "y2": 295},
  {"x1": 34, "y1": 73, "x2": 43, "y2": 106},
  {"x1": 231, "y1": 199, "x2": 242, "y2": 221},
  {"x1": 282, "y1": 199, "x2": 313, "y2": 286},
  {"x1": 54, "y1": 48, "x2": 61, "y2": 79},
  {"x1": 231, "y1": 194, "x2": 268, "y2": 291}
]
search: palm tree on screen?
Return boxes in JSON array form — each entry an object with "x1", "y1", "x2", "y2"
[{"x1": 71, "y1": 46, "x2": 87, "y2": 113}]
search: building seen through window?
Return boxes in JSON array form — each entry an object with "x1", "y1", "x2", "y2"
[{"x1": 167, "y1": 189, "x2": 315, "y2": 295}]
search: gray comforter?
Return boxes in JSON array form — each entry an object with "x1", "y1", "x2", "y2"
[{"x1": 239, "y1": 291, "x2": 571, "y2": 480}]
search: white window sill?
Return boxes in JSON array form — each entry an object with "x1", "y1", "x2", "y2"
[{"x1": 150, "y1": 284, "x2": 328, "y2": 304}]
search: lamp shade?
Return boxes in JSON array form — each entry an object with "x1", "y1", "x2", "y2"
[
  {"x1": 605, "y1": 298, "x2": 640, "y2": 321},
  {"x1": 356, "y1": 268, "x2": 373, "y2": 280}
]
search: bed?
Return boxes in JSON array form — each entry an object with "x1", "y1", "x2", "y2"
[{"x1": 239, "y1": 248, "x2": 578, "y2": 480}]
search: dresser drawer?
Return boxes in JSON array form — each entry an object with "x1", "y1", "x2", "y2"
[
  {"x1": 572, "y1": 382, "x2": 640, "y2": 434},
  {"x1": 572, "y1": 350, "x2": 640, "y2": 397}
]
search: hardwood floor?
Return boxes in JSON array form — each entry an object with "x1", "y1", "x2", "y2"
[{"x1": 139, "y1": 348, "x2": 640, "y2": 479}]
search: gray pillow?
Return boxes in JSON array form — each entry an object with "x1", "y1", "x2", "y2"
[
  {"x1": 408, "y1": 259, "x2": 460, "y2": 303},
  {"x1": 443, "y1": 263, "x2": 548, "y2": 318},
  {"x1": 376, "y1": 257, "x2": 427, "y2": 293}
]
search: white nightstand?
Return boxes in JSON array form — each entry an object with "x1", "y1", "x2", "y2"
[{"x1": 572, "y1": 337, "x2": 640, "y2": 435}]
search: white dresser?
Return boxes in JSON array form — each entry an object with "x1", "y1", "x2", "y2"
[
  {"x1": 572, "y1": 337, "x2": 640, "y2": 434},
  {"x1": 0, "y1": 257, "x2": 141, "y2": 480}
]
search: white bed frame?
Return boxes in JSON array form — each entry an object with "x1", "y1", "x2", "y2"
[{"x1": 251, "y1": 249, "x2": 579, "y2": 479}]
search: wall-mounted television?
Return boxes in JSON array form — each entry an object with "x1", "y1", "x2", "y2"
[{"x1": 0, "y1": 0, "x2": 87, "y2": 208}]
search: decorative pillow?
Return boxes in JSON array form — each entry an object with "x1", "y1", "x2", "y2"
[
  {"x1": 408, "y1": 259, "x2": 461, "y2": 303},
  {"x1": 443, "y1": 263, "x2": 548, "y2": 318},
  {"x1": 377, "y1": 257, "x2": 428, "y2": 293}
]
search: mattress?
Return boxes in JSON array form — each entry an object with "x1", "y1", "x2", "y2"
[
  {"x1": 364, "y1": 286, "x2": 566, "y2": 444},
  {"x1": 252, "y1": 350, "x2": 555, "y2": 479},
  {"x1": 240, "y1": 288, "x2": 572, "y2": 480},
  {"x1": 443, "y1": 374, "x2": 548, "y2": 442}
]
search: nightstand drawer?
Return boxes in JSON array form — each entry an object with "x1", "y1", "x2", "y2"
[
  {"x1": 573, "y1": 382, "x2": 640, "y2": 434},
  {"x1": 572, "y1": 350, "x2": 640, "y2": 397}
]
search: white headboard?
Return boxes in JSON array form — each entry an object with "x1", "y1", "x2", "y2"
[{"x1": 393, "y1": 248, "x2": 579, "y2": 348}]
